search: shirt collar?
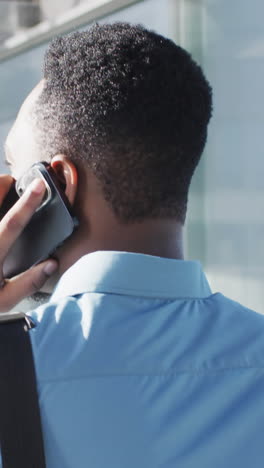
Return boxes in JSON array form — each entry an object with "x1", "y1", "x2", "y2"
[{"x1": 51, "y1": 251, "x2": 212, "y2": 301}]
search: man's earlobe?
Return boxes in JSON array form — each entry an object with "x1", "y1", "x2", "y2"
[{"x1": 50, "y1": 155, "x2": 78, "y2": 206}]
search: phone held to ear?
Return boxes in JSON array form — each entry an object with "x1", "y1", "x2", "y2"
[{"x1": 0, "y1": 161, "x2": 79, "y2": 278}]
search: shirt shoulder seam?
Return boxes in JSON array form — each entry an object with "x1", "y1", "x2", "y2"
[{"x1": 38, "y1": 365, "x2": 264, "y2": 384}]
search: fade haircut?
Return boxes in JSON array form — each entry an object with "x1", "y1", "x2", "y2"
[{"x1": 34, "y1": 22, "x2": 212, "y2": 224}]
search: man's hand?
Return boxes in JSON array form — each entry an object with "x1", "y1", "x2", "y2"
[{"x1": 0, "y1": 175, "x2": 58, "y2": 312}]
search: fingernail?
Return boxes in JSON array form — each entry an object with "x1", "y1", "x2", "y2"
[
  {"x1": 30, "y1": 178, "x2": 45, "y2": 194},
  {"x1": 43, "y1": 261, "x2": 58, "y2": 276}
]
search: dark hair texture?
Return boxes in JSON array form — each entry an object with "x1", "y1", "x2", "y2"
[{"x1": 34, "y1": 22, "x2": 212, "y2": 224}]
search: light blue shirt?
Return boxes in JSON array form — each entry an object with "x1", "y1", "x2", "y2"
[{"x1": 11, "y1": 252, "x2": 264, "y2": 466}]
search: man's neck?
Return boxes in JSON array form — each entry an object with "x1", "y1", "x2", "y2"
[
  {"x1": 97, "y1": 219, "x2": 184, "y2": 260},
  {"x1": 42, "y1": 218, "x2": 184, "y2": 294},
  {"x1": 63, "y1": 218, "x2": 183, "y2": 268}
]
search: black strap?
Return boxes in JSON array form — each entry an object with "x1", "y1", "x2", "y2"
[{"x1": 0, "y1": 313, "x2": 46, "y2": 468}]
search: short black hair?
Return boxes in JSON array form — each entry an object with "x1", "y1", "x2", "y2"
[{"x1": 35, "y1": 22, "x2": 212, "y2": 224}]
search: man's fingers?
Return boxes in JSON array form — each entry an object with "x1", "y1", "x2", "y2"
[
  {"x1": 0, "y1": 259, "x2": 58, "y2": 312},
  {"x1": 0, "y1": 176, "x2": 57, "y2": 311},
  {"x1": 0, "y1": 178, "x2": 46, "y2": 262},
  {"x1": 0, "y1": 175, "x2": 15, "y2": 205}
]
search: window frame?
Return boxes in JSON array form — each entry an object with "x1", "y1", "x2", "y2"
[{"x1": 0, "y1": 0, "x2": 142, "y2": 62}]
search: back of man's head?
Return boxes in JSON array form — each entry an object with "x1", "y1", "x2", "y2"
[{"x1": 34, "y1": 22, "x2": 212, "y2": 224}]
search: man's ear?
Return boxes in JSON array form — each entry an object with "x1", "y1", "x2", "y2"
[{"x1": 50, "y1": 155, "x2": 78, "y2": 206}]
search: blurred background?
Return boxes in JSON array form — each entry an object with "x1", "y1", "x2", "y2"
[{"x1": 0, "y1": 0, "x2": 264, "y2": 312}]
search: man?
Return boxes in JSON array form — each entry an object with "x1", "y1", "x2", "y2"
[{"x1": 0, "y1": 22, "x2": 263, "y2": 467}]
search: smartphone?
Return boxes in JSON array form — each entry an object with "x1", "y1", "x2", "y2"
[{"x1": 0, "y1": 161, "x2": 79, "y2": 278}]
